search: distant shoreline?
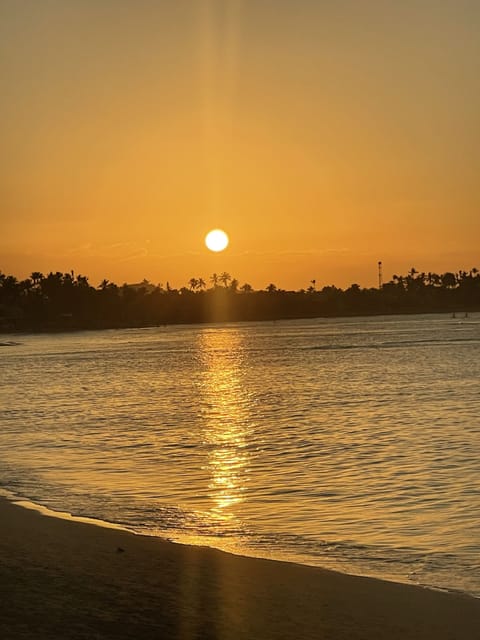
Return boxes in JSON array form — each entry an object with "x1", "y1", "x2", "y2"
[
  {"x1": 1, "y1": 267, "x2": 479, "y2": 332},
  {"x1": 1, "y1": 307, "x2": 477, "y2": 336}
]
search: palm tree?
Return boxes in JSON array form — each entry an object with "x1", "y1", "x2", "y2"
[
  {"x1": 210, "y1": 273, "x2": 219, "y2": 288},
  {"x1": 1, "y1": 275, "x2": 19, "y2": 301},
  {"x1": 30, "y1": 272, "x2": 44, "y2": 287},
  {"x1": 219, "y1": 272, "x2": 231, "y2": 288},
  {"x1": 188, "y1": 277, "x2": 198, "y2": 291},
  {"x1": 62, "y1": 272, "x2": 74, "y2": 286},
  {"x1": 229, "y1": 278, "x2": 239, "y2": 292},
  {"x1": 266, "y1": 283, "x2": 277, "y2": 293},
  {"x1": 240, "y1": 283, "x2": 253, "y2": 293},
  {"x1": 76, "y1": 274, "x2": 89, "y2": 288},
  {"x1": 99, "y1": 279, "x2": 110, "y2": 290},
  {"x1": 42, "y1": 271, "x2": 63, "y2": 296},
  {"x1": 197, "y1": 278, "x2": 206, "y2": 290}
]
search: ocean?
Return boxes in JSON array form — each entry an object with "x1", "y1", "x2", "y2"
[{"x1": 1, "y1": 314, "x2": 479, "y2": 597}]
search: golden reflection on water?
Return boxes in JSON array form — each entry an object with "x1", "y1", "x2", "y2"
[{"x1": 197, "y1": 329, "x2": 251, "y2": 525}]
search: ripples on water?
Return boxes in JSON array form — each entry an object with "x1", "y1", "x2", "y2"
[{"x1": 1, "y1": 314, "x2": 480, "y2": 597}]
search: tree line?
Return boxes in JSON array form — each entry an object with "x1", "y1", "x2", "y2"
[{"x1": 0, "y1": 267, "x2": 479, "y2": 332}]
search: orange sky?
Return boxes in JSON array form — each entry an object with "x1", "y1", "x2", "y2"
[{"x1": 1, "y1": 1, "x2": 479, "y2": 290}]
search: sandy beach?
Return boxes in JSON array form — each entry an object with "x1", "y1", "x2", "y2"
[{"x1": 0, "y1": 498, "x2": 478, "y2": 639}]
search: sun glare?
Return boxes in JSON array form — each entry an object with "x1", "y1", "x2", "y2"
[{"x1": 205, "y1": 229, "x2": 229, "y2": 253}]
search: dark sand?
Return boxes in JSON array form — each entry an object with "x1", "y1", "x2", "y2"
[{"x1": 1, "y1": 498, "x2": 479, "y2": 639}]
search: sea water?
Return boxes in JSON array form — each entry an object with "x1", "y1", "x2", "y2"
[{"x1": 1, "y1": 314, "x2": 479, "y2": 597}]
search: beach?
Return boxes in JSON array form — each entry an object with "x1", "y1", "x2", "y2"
[{"x1": 1, "y1": 498, "x2": 479, "y2": 639}]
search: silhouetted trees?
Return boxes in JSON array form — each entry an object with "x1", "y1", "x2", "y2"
[
  {"x1": 0, "y1": 267, "x2": 479, "y2": 332},
  {"x1": 219, "y1": 272, "x2": 231, "y2": 288}
]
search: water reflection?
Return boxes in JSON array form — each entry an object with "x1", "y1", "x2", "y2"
[{"x1": 197, "y1": 329, "x2": 251, "y2": 524}]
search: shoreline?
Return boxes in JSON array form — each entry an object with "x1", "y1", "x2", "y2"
[
  {"x1": 1, "y1": 309, "x2": 477, "y2": 336},
  {"x1": 4, "y1": 489, "x2": 477, "y2": 601},
  {"x1": 1, "y1": 497, "x2": 479, "y2": 639}
]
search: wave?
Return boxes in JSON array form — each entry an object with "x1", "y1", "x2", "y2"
[{"x1": 1, "y1": 478, "x2": 479, "y2": 599}]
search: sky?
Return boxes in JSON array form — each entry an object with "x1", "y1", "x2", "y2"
[{"x1": 1, "y1": 0, "x2": 479, "y2": 290}]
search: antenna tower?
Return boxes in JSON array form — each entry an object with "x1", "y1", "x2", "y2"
[{"x1": 378, "y1": 261, "x2": 383, "y2": 289}]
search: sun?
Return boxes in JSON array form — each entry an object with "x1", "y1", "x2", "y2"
[{"x1": 205, "y1": 229, "x2": 229, "y2": 252}]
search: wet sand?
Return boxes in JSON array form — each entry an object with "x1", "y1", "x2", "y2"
[{"x1": 1, "y1": 497, "x2": 479, "y2": 639}]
